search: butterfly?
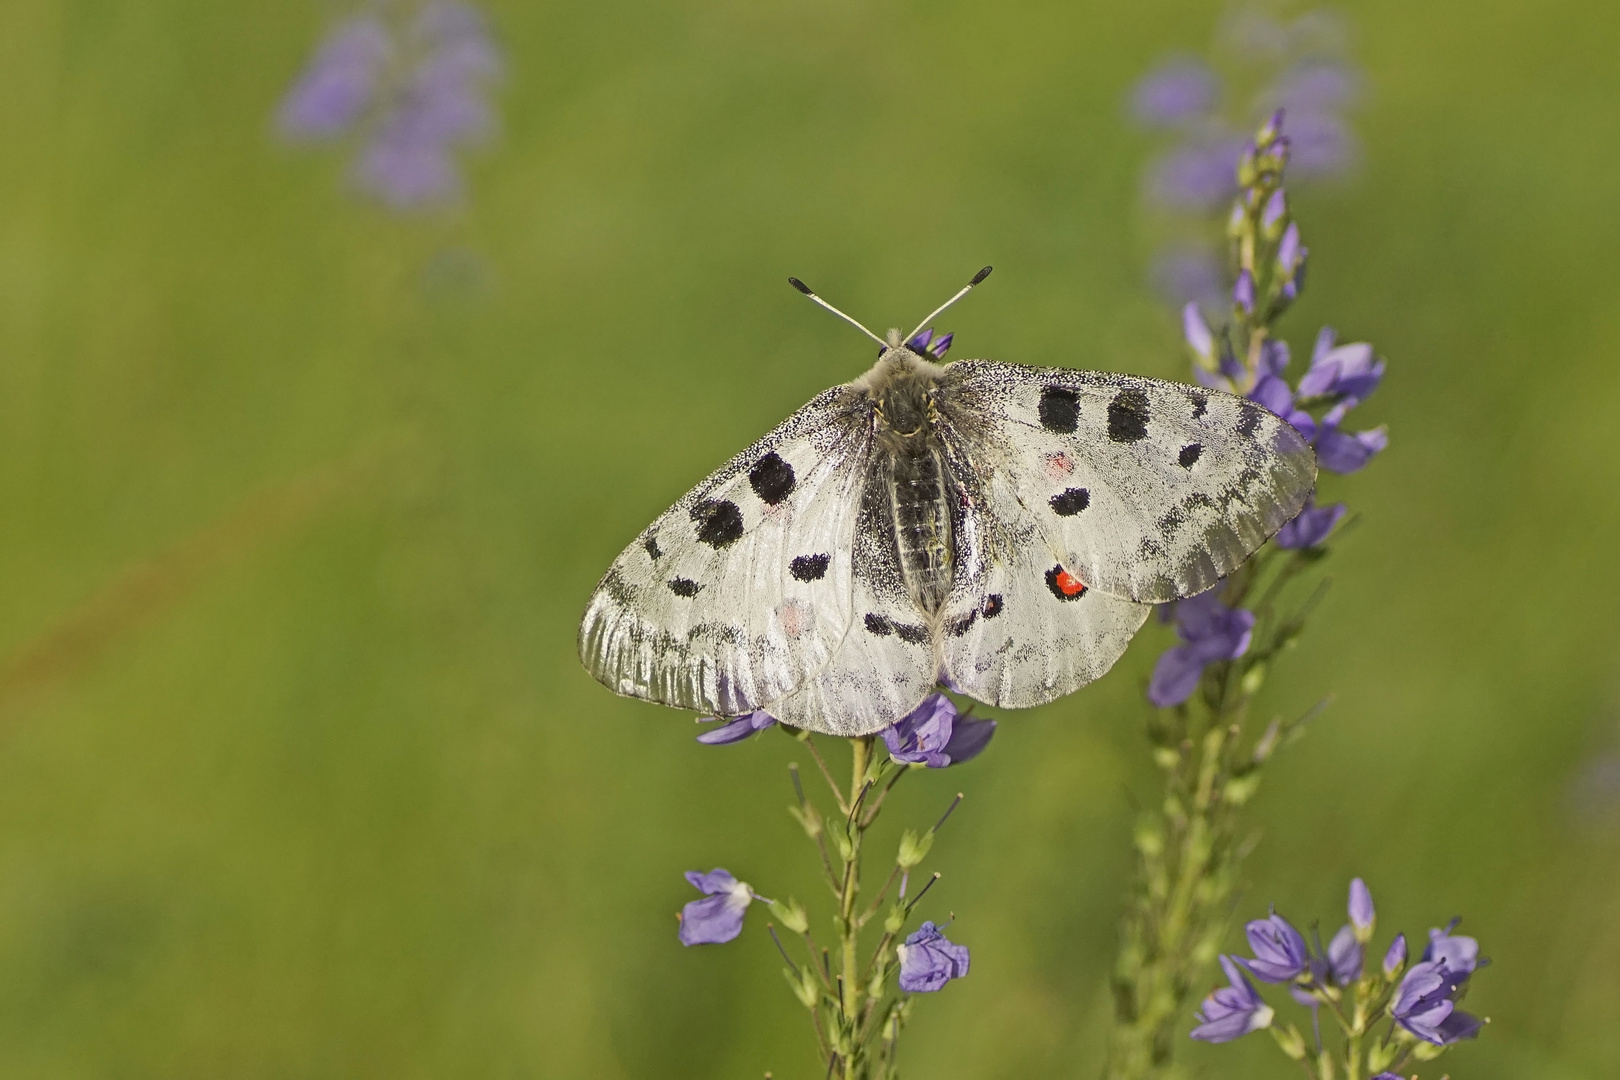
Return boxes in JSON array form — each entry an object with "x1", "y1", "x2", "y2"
[{"x1": 578, "y1": 269, "x2": 1316, "y2": 736}]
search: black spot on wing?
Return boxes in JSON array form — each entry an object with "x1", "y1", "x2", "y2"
[
  {"x1": 895, "y1": 623, "x2": 929, "y2": 645},
  {"x1": 864, "y1": 612, "x2": 926, "y2": 643},
  {"x1": 1237, "y1": 401, "x2": 1263, "y2": 437},
  {"x1": 1157, "y1": 506, "x2": 1186, "y2": 536},
  {"x1": 1107, "y1": 388, "x2": 1151, "y2": 443},
  {"x1": 1038, "y1": 386, "x2": 1080, "y2": 433},
  {"x1": 667, "y1": 577, "x2": 701, "y2": 597},
  {"x1": 749, "y1": 452, "x2": 796, "y2": 504},
  {"x1": 644, "y1": 534, "x2": 662, "y2": 560},
  {"x1": 947, "y1": 610, "x2": 978, "y2": 637},
  {"x1": 982, "y1": 594, "x2": 1004, "y2": 619},
  {"x1": 1189, "y1": 391, "x2": 1209, "y2": 419},
  {"x1": 864, "y1": 613, "x2": 894, "y2": 636},
  {"x1": 1049, "y1": 487, "x2": 1090, "y2": 516},
  {"x1": 790, "y1": 553, "x2": 830, "y2": 582},
  {"x1": 692, "y1": 499, "x2": 745, "y2": 548},
  {"x1": 1179, "y1": 443, "x2": 1203, "y2": 469}
]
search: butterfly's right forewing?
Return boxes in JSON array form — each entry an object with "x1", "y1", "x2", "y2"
[{"x1": 578, "y1": 387, "x2": 873, "y2": 717}]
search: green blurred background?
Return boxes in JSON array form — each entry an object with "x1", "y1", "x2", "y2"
[{"x1": 2, "y1": 0, "x2": 1618, "y2": 1076}]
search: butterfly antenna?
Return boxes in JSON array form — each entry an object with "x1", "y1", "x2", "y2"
[
  {"x1": 905, "y1": 266, "x2": 993, "y2": 342},
  {"x1": 787, "y1": 277, "x2": 888, "y2": 349}
]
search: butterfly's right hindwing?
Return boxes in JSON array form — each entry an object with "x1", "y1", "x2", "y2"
[{"x1": 578, "y1": 387, "x2": 872, "y2": 717}]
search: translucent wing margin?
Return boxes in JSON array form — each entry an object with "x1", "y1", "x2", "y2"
[
  {"x1": 937, "y1": 360, "x2": 1315, "y2": 604},
  {"x1": 578, "y1": 387, "x2": 872, "y2": 717}
]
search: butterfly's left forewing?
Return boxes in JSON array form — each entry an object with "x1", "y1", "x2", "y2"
[{"x1": 938, "y1": 361, "x2": 1315, "y2": 604}]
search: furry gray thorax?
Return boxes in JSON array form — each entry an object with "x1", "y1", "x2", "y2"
[{"x1": 855, "y1": 345, "x2": 956, "y2": 616}]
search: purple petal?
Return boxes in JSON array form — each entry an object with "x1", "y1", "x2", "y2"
[
  {"x1": 1147, "y1": 140, "x2": 1245, "y2": 210},
  {"x1": 1435, "y1": 1009, "x2": 1484, "y2": 1043},
  {"x1": 678, "y1": 889, "x2": 750, "y2": 945},
  {"x1": 1233, "y1": 269, "x2": 1256, "y2": 315},
  {"x1": 1261, "y1": 189, "x2": 1287, "y2": 232},
  {"x1": 1275, "y1": 500, "x2": 1345, "y2": 549},
  {"x1": 928, "y1": 332, "x2": 953, "y2": 358},
  {"x1": 684, "y1": 868, "x2": 738, "y2": 894},
  {"x1": 907, "y1": 328, "x2": 935, "y2": 352},
  {"x1": 882, "y1": 693, "x2": 959, "y2": 767},
  {"x1": 1148, "y1": 644, "x2": 1205, "y2": 707},
  {"x1": 897, "y1": 921, "x2": 970, "y2": 992},
  {"x1": 1242, "y1": 913, "x2": 1309, "y2": 982},
  {"x1": 696, "y1": 710, "x2": 778, "y2": 745},
  {"x1": 1315, "y1": 426, "x2": 1383, "y2": 474},
  {"x1": 1250, "y1": 374, "x2": 1295, "y2": 416},
  {"x1": 1383, "y1": 933, "x2": 1408, "y2": 977},
  {"x1": 352, "y1": 123, "x2": 463, "y2": 207},
  {"x1": 1277, "y1": 222, "x2": 1302, "y2": 272},
  {"x1": 1423, "y1": 927, "x2": 1480, "y2": 976},
  {"x1": 1181, "y1": 301, "x2": 1215, "y2": 361},
  {"x1": 1258, "y1": 338, "x2": 1291, "y2": 377},
  {"x1": 940, "y1": 714, "x2": 997, "y2": 765},
  {"x1": 1327, "y1": 924, "x2": 1363, "y2": 984},
  {"x1": 1130, "y1": 58, "x2": 1220, "y2": 126}
]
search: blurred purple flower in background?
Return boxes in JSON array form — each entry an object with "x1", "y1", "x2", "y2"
[
  {"x1": 279, "y1": 3, "x2": 503, "y2": 210},
  {"x1": 1132, "y1": 57, "x2": 1220, "y2": 126},
  {"x1": 677, "y1": 868, "x2": 758, "y2": 946},
  {"x1": 896, "y1": 921, "x2": 970, "y2": 992},
  {"x1": 1148, "y1": 592, "x2": 1255, "y2": 707},
  {"x1": 1191, "y1": 955, "x2": 1275, "y2": 1042}
]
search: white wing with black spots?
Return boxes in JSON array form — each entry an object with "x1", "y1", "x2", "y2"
[
  {"x1": 578, "y1": 386, "x2": 873, "y2": 718},
  {"x1": 938, "y1": 360, "x2": 1315, "y2": 604}
]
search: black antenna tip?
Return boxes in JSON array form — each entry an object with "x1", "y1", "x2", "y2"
[
  {"x1": 788, "y1": 277, "x2": 814, "y2": 296},
  {"x1": 970, "y1": 266, "x2": 993, "y2": 286}
]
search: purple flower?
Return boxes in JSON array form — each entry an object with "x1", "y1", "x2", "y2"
[
  {"x1": 1239, "y1": 911, "x2": 1310, "y2": 983},
  {"x1": 906, "y1": 327, "x2": 954, "y2": 360},
  {"x1": 278, "y1": 16, "x2": 392, "y2": 138},
  {"x1": 882, "y1": 694, "x2": 996, "y2": 768},
  {"x1": 1191, "y1": 955, "x2": 1275, "y2": 1042},
  {"x1": 1147, "y1": 139, "x2": 1246, "y2": 210},
  {"x1": 1273, "y1": 59, "x2": 1361, "y2": 113},
  {"x1": 1392, "y1": 959, "x2": 1481, "y2": 1045},
  {"x1": 1326, "y1": 924, "x2": 1362, "y2": 984},
  {"x1": 1148, "y1": 593, "x2": 1254, "y2": 707},
  {"x1": 1250, "y1": 373, "x2": 1317, "y2": 441},
  {"x1": 1261, "y1": 188, "x2": 1287, "y2": 233},
  {"x1": 1283, "y1": 111, "x2": 1357, "y2": 177},
  {"x1": 1422, "y1": 921, "x2": 1481, "y2": 977},
  {"x1": 1275, "y1": 497, "x2": 1345, "y2": 549},
  {"x1": 1315, "y1": 401, "x2": 1388, "y2": 474},
  {"x1": 696, "y1": 710, "x2": 777, "y2": 745},
  {"x1": 678, "y1": 868, "x2": 756, "y2": 946},
  {"x1": 1349, "y1": 878, "x2": 1376, "y2": 935},
  {"x1": 896, "y1": 921, "x2": 970, "y2": 992},
  {"x1": 1383, "y1": 933, "x2": 1408, "y2": 977},
  {"x1": 1299, "y1": 327, "x2": 1385, "y2": 401},
  {"x1": 1131, "y1": 58, "x2": 1220, "y2": 127},
  {"x1": 1372, "y1": 1074, "x2": 1406, "y2": 1080}
]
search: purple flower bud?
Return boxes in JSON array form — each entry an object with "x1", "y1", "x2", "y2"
[
  {"x1": 678, "y1": 868, "x2": 756, "y2": 946},
  {"x1": 1257, "y1": 108, "x2": 1286, "y2": 147},
  {"x1": 1275, "y1": 498, "x2": 1345, "y2": 549},
  {"x1": 896, "y1": 921, "x2": 970, "y2": 992},
  {"x1": 1277, "y1": 222, "x2": 1303, "y2": 272},
  {"x1": 1190, "y1": 955, "x2": 1275, "y2": 1042},
  {"x1": 1239, "y1": 911, "x2": 1310, "y2": 983},
  {"x1": 882, "y1": 693, "x2": 996, "y2": 767},
  {"x1": 1327, "y1": 924, "x2": 1363, "y2": 984},
  {"x1": 1130, "y1": 58, "x2": 1220, "y2": 127},
  {"x1": 927, "y1": 332, "x2": 953, "y2": 359},
  {"x1": 1383, "y1": 933, "x2": 1408, "y2": 977},
  {"x1": 1349, "y1": 878, "x2": 1376, "y2": 935},
  {"x1": 1280, "y1": 249, "x2": 1307, "y2": 300},
  {"x1": 1261, "y1": 189, "x2": 1287, "y2": 233},
  {"x1": 907, "y1": 328, "x2": 935, "y2": 353},
  {"x1": 696, "y1": 710, "x2": 777, "y2": 745},
  {"x1": 1182, "y1": 302, "x2": 1215, "y2": 362},
  {"x1": 1233, "y1": 270, "x2": 1256, "y2": 315},
  {"x1": 1148, "y1": 593, "x2": 1254, "y2": 707}
]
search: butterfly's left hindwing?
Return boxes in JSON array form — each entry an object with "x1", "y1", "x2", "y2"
[
  {"x1": 578, "y1": 387, "x2": 873, "y2": 719},
  {"x1": 938, "y1": 361, "x2": 1315, "y2": 604}
]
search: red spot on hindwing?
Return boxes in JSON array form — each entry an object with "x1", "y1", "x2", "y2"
[
  {"x1": 1040, "y1": 451, "x2": 1075, "y2": 481},
  {"x1": 1045, "y1": 565, "x2": 1087, "y2": 600}
]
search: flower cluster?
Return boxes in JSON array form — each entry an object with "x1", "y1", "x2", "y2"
[
  {"x1": 1148, "y1": 110, "x2": 1386, "y2": 708},
  {"x1": 1193, "y1": 879, "x2": 1487, "y2": 1078},
  {"x1": 278, "y1": 2, "x2": 502, "y2": 210},
  {"x1": 1131, "y1": 7, "x2": 1362, "y2": 311}
]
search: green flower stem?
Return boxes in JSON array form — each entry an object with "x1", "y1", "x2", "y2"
[{"x1": 839, "y1": 736, "x2": 873, "y2": 1080}]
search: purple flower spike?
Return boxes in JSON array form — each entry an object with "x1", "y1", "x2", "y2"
[
  {"x1": 1327, "y1": 924, "x2": 1363, "y2": 984},
  {"x1": 1300, "y1": 327, "x2": 1385, "y2": 401},
  {"x1": 678, "y1": 868, "x2": 756, "y2": 946},
  {"x1": 1148, "y1": 593, "x2": 1254, "y2": 708},
  {"x1": 896, "y1": 921, "x2": 970, "y2": 992},
  {"x1": 1240, "y1": 911, "x2": 1310, "y2": 983},
  {"x1": 279, "y1": 16, "x2": 393, "y2": 139},
  {"x1": 1130, "y1": 58, "x2": 1220, "y2": 127},
  {"x1": 1315, "y1": 403, "x2": 1388, "y2": 474},
  {"x1": 696, "y1": 710, "x2": 778, "y2": 745},
  {"x1": 1233, "y1": 269, "x2": 1256, "y2": 315},
  {"x1": 882, "y1": 693, "x2": 996, "y2": 768},
  {"x1": 1275, "y1": 497, "x2": 1344, "y2": 549},
  {"x1": 1383, "y1": 933, "x2": 1408, "y2": 977},
  {"x1": 1191, "y1": 955, "x2": 1275, "y2": 1042},
  {"x1": 1349, "y1": 878, "x2": 1375, "y2": 935}
]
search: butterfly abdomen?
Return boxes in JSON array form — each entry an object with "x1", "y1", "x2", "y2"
[{"x1": 887, "y1": 442, "x2": 955, "y2": 615}]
